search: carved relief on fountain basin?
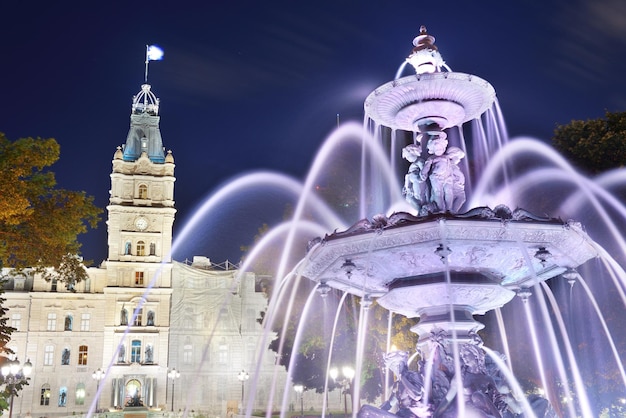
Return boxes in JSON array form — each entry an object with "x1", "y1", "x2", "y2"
[{"x1": 299, "y1": 210, "x2": 598, "y2": 300}]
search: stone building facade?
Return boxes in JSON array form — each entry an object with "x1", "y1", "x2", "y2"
[{"x1": 1, "y1": 82, "x2": 290, "y2": 417}]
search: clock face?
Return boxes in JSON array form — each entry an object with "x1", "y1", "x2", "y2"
[{"x1": 134, "y1": 217, "x2": 148, "y2": 231}]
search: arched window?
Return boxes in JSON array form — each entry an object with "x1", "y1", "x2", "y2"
[
  {"x1": 78, "y1": 345, "x2": 88, "y2": 365},
  {"x1": 133, "y1": 308, "x2": 143, "y2": 326},
  {"x1": 131, "y1": 340, "x2": 141, "y2": 363},
  {"x1": 125, "y1": 379, "x2": 142, "y2": 407},
  {"x1": 138, "y1": 184, "x2": 148, "y2": 199},
  {"x1": 136, "y1": 241, "x2": 145, "y2": 256},
  {"x1": 40, "y1": 384, "x2": 51, "y2": 405},
  {"x1": 64, "y1": 315, "x2": 72, "y2": 331},
  {"x1": 75, "y1": 383, "x2": 85, "y2": 405}
]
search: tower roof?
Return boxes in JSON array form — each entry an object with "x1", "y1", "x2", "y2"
[{"x1": 122, "y1": 84, "x2": 166, "y2": 163}]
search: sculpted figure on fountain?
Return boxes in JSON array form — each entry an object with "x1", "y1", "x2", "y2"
[{"x1": 402, "y1": 131, "x2": 466, "y2": 215}]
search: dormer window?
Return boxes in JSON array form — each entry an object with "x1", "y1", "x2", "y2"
[{"x1": 138, "y1": 184, "x2": 148, "y2": 199}]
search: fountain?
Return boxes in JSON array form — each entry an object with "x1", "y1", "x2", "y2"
[
  {"x1": 173, "y1": 26, "x2": 626, "y2": 418},
  {"x1": 294, "y1": 26, "x2": 600, "y2": 417}
]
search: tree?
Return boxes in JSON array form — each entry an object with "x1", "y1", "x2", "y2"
[
  {"x1": 0, "y1": 133, "x2": 101, "y2": 283},
  {"x1": 552, "y1": 111, "x2": 626, "y2": 174}
]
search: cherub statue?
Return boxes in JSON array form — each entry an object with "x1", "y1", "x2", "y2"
[
  {"x1": 402, "y1": 144, "x2": 429, "y2": 214},
  {"x1": 420, "y1": 132, "x2": 466, "y2": 213}
]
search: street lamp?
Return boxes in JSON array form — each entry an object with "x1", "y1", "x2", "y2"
[
  {"x1": 237, "y1": 369, "x2": 249, "y2": 413},
  {"x1": 1, "y1": 358, "x2": 32, "y2": 418},
  {"x1": 293, "y1": 384, "x2": 304, "y2": 418},
  {"x1": 167, "y1": 368, "x2": 180, "y2": 412},
  {"x1": 329, "y1": 366, "x2": 354, "y2": 418},
  {"x1": 92, "y1": 368, "x2": 105, "y2": 412}
]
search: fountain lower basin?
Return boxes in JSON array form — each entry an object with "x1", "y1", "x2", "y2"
[{"x1": 299, "y1": 208, "x2": 597, "y2": 318}]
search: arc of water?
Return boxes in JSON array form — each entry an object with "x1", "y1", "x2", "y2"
[
  {"x1": 574, "y1": 273, "x2": 626, "y2": 390},
  {"x1": 485, "y1": 166, "x2": 626, "y2": 262},
  {"x1": 279, "y1": 286, "x2": 322, "y2": 418},
  {"x1": 321, "y1": 292, "x2": 350, "y2": 418},
  {"x1": 493, "y1": 308, "x2": 513, "y2": 371},
  {"x1": 507, "y1": 221, "x2": 580, "y2": 417},
  {"x1": 482, "y1": 347, "x2": 538, "y2": 418},
  {"x1": 540, "y1": 282, "x2": 594, "y2": 417}
]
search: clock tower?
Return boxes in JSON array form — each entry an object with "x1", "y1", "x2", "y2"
[
  {"x1": 102, "y1": 82, "x2": 175, "y2": 409},
  {"x1": 106, "y1": 83, "x2": 176, "y2": 283}
]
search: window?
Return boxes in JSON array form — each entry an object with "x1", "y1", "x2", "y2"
[
  {"x1": 75, "y1": 383, "x2": 85, "y2": 406},
  {"x1": 51, "y1": 279, "x2": 57, "y2": 292},
  {"x1": 61, "y1": 348, "x2": 70, "y2": 365},
  {"x1": 133, "y1": 309, "x2": 143, "y2": 326},
  {"x1": 135, "y1": 271, "x2": 144, "y2": 285},
  {"x1": 138, "y1": 184, "x2": 148, "y2": 199},
  {"x1": 80, "y1": 313, "x2": 90, "y2": 331},
  {"x1": 219, "y1": 308, "x2": 228, "y2": 330},
  {"x1": 78, "y1": 345, "x2": 88, "y2": 366},
  {"x1": 64, "y1": 315, "x2": 72, "y2": 331},
  {"x1": 11, "y1": 314, "x2": 21, "y2": 331},
  {"x1": 44, "y1": 345, "x2": 54, "y2": 366},
  {"x1": 183, "y1": 339, "x2": 192, "y2": 365},
  {"x1": 41, "y1": 384, "x2": 51, "y2": 406},
  {"x1": 131, "y1": 340, "x2": 141, "y2": 363},
  {"x1": 218, "y1": 344, "x2": 228, "y2": 364},
  {"x1": 47, "y1": 313, "x2": 57, "y2": 331},
  {"x1": 136, "y1": 241, "x2": 146, "y2": 256},
  {"x1": 58, "y1": 387, "x2": 67, "y2": 407}
]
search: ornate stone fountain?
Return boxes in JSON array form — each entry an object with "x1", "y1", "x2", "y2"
[{"x1": 298, "y1": 27, "x2": 597, "y2": 417}]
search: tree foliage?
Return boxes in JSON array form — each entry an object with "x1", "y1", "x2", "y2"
[
  {"x1": 0, "y1": 133, "x2": 101, "y2": 284},
  {"x1": 552, "y1": 111, "x2": 626, "y2": 174}
]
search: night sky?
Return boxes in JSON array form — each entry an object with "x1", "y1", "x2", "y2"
[{"x1": 3, "y1": 1, "x2": 626, "y2": 265}]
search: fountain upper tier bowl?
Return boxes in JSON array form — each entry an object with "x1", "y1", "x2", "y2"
[
  {"x1": 298, "y1": 210, "x2": 597, "y2": 317},
  {"x1": 364, "y1": 72, "x2": 496, "y2": 131}
]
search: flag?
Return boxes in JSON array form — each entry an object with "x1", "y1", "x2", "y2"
[{"x1": 146, "y1": 45, "x2": 164, "y2": 61}]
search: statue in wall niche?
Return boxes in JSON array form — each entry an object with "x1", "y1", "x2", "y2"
[
  {"x1": 145, "y1": 345, "x2": 153, "y2": 363},
  {"x1": 61, "y1": 348, "x2": 70, "y2": 365},
  {"x1": 121, "y1": 308, "x2": 128, "y2": 325},
  {"x1": 420, "y1": 131, "x2": 466, "y2": 213},
  {"x1": 118, "y1": 344, "x2": 126, "y2": 363}
]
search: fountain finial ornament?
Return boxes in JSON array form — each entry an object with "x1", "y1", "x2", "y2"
[{"x1": 406, "y1": 26, "x2": 449, "y2": 74}]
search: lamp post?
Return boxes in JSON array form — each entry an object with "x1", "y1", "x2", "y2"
[
  {"x1": 92, "y1": 368, "x2": 104, "y2": 412},
  {"x1": 329, "y1": 366, "x2": 354, "y2": 418},
  {"x1": 1, "y1": 358, "x2": 32, "y2": 418},
  {"x1": 167, "y1": 368, "x2": 180, "y2": 412},
  {"x1": 293, "y1": 384, "x2": 304, "y2": 418},
  {"x1": 237, "y1": 369, "x2": 249, "y2": 413}
]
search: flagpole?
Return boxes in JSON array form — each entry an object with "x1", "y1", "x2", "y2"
[{"x1": 144, "y1": 44, "x2": 149, "y2": 84}]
